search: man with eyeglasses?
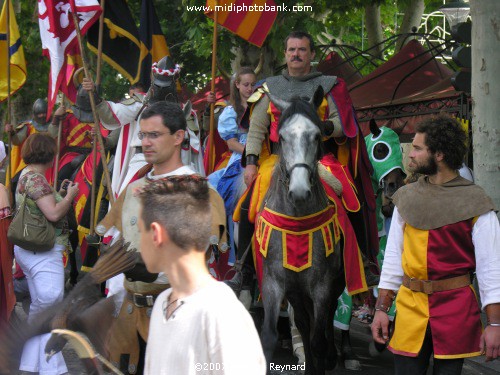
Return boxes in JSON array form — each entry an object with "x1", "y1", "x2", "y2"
[
  {"x1": 95, "y1": 101, "x2": 227, "y2": 375},
  {"x1": 81, "y1": 55, "x2": 201, "y2": 199}
]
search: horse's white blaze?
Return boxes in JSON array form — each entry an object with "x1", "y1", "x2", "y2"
[{"x1": 281, "y1": 114, "x2": 320, "y2": 200}]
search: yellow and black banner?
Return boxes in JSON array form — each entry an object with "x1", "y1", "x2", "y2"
[
  {"x1": 139, "y1": 0, "x2": 170, "y2": 88},
  {"x1": 87, "y1": 0, "x2": 141, "y2": 83}
]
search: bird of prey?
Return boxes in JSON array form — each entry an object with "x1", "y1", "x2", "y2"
[{"x1": 0, "y1": 238, "x2": 136, "y2": 373}]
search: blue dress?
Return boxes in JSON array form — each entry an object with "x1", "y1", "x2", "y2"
[{"x1": 207, "y1": 106, "x2": 248, "y2": 264}]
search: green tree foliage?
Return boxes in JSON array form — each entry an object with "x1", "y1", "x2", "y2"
[{"x1": 1, "y1": 0, "x2": 445, "y2": 124}]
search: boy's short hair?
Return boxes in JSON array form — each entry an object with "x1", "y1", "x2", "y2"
[{"x1": 137, "y1": 175, "x2": 211, "y2": 251}]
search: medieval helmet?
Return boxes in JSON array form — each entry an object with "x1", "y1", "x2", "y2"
[
  {"x1": 72, "y1": 86, "x2": 94, "y2": 123},
  {"x1": 32, "y1": 98, "x2": 49, "y2": 126},
  {"x1": 145, "y1": 55, "x2": 180, "y2": 104}
]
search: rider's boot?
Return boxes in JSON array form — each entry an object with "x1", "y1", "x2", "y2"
[{"x1": 224, "y1": 205, "x2": 255, "y2": 295}]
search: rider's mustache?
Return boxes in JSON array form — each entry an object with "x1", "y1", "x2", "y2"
[{"x1": 291, "y1": 56, "x2": 303, "y2": 62}]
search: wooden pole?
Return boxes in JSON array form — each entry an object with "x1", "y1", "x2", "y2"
[
  {"x1": 5, "y1": 0, "x2": 12, "y2": 189},
  {"x1": 89, "y1": 0, "x2": 105, "y2": 235},
  {"x1": 70, "y1": 8, "x2": 114, "y2": 204},
  {"x1": 207, "y1": 0, "x2": 219, "y2": 175},
  {"x1": 53, "y1": 110, "x2": 63, "y2": 189}
]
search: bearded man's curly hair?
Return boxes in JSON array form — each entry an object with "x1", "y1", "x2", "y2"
[{"x1": 415, "y1": 114, "x2": 467, "y2": 170}]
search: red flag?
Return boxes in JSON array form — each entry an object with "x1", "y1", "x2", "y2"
[
  {"x1": 38, "y1": 0, "x2": 101, "y2": 116},
  {"x1": 205, "y1": 0, "x2": 277, "y2": 47}
]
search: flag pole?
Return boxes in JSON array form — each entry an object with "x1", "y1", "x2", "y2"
[
  {"x1": 207, "y1": 0, "x2": 219, "y2": 175},
  {"x1": 52, "y1": 95, "x2": 64, "y2": 189},
  {"x1": 5, "y1": 0, "x2": 12, "y2": 191},
  {"x1": 89, "y1": 0, "x2": 105, "y2": 235},
  {"x1": 70, "y1": 8, "x2": 115, "y2": 205}
]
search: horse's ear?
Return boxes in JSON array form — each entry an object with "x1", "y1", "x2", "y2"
[
  {"x1": 392, "y1": 120, "x2": 408, "y2": 136},
  {"x1": 182, "y1": 100, "x2": 192, "y2": 120},
  {"x1": 266, "y1": 91, "x2": 290, "y2": 112},
  {"x1": 311, "y1": 86, "x2": 324, "y2": 109},
  {"x1": 369, "y1": 119, "x2": 381, "y2": 137}
]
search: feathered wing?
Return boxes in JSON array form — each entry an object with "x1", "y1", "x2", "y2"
[{"x1": 1, "y1": 238, "x2": 136, "y2": 369}]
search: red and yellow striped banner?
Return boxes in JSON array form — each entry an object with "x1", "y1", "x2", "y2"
[{"x1": 205, "y1": 0, "x2": 277, "y2": 47}]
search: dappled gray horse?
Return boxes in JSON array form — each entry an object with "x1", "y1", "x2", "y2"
[{"x1": 258, "y1": 87, "x2": 344, "y2": 375}]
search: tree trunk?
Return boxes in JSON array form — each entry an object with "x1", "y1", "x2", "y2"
[
  {"x1": 231, "y1": 45, "x2": 275, "y2": 79},
  {"x1": 395, "y1": 0, "x2": 425, "y2": 51},
  {"x1": 471, "y1": 0, "x2": 500, "y2": 215},
  {"x1": 364, "y1": 3, "x2": 384, "y2": 59}
]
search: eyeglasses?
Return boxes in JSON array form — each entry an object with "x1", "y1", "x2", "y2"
[{"x1": 137, "y1": 131, "x2": 167, "y2": 140}]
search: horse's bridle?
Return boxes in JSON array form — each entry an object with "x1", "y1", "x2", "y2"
[
  {"x1": 288, "y1": 163, "x2": 313, "y2": 176},
  {"x1": 279, "y1": 162, "x2": 316, "y2": 187}
]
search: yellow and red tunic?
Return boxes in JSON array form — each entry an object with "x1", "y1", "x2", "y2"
[{"x1": 389, "y1": 218, "x2": 482, "y2": 358}]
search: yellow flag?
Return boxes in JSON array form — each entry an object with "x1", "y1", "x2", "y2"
[{"x1": 0, "y1": 0, "x2": 27, "y2": 102}]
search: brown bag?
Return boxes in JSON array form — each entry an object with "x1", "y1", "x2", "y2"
[{"x1": 7, "y1": 191, "x2": 56, "y2": 252}]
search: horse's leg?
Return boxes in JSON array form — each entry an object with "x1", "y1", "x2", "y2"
[
  {"x1": 67, "y1": 205, "x2": 80, "y2": 287},
  {"x1": 333, "y1": 288, "x2": 362, "y2": 370},
  {"x1": 260, "y1": 276, "x2": 285, "y2": 367},
  {"x1": 325, "y1": 300, "x2": 337, "y2": 371},
  {"x1": 309, "y1": 292, "x2": 335, "y2": 375},
  {"x1": 287, "y1": 295, "x2": 312, "y2": 375},
  {"x1": 288, "y1": 303, "x2": 306, "y2": 366}
]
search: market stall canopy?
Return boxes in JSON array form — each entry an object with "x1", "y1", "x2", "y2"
[
  {"x1": 317, "y1": 51, "x2": 362, "y2": 86},
  {"x1": 349, "y1": 39, "x2": 453, "y2": 110}
]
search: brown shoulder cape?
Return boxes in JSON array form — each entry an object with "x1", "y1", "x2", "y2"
[{"x1": 393, "y1": 175, "x2": 496, "y2": 230}]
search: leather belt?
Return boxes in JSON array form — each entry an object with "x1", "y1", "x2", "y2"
[
  {"x1": 403, "y1": 273, "x2": 471, "y2": 295},
  {"x1": 126, "y1": 290, "x2": 164, "y2": 308}
]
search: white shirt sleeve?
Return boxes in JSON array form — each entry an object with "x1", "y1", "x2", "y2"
[
  {"x1": 378, "y1": 206, "x2": 405, "y2": 291},
  {"x1": 100, "y1": 101, "x2": 143, "y2": 130},
  {"x1": 472, "y1": 211, "x2": 500, "y2": 309}
]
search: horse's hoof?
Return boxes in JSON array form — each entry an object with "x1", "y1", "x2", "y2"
[
  {"x1": 344, "y1": 359, "x2": 362, "y2": 371},
  {"x1": 293, "y1": 346, "x2": 306, "y2": 364}
]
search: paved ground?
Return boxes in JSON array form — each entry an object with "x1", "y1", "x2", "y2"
[
  {"x1": 8, "y1": 257, "x2": 500, "y2": 375},
  {"x1": 54, "y1": 306, "x2": 497, "y2": 374}
]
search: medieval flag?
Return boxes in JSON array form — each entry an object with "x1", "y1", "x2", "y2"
[
  {"x1": 0, "y1": 0, "x2": 27, "y2": 102},
  {"x1": 139, "y1": 0, "x2": 170, "y2": 88},
  {"x1": 205, "y1": 0, "x2": 277, "y2": 47},
  {"x1": 87, "y1": 0, "x2": 141, "y2": 84},
  {"x1": 38, "y1": 0, "x2": 101, "y2": 116}
]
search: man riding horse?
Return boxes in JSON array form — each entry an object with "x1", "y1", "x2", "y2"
[{"x1": 230, "y1": 31, "x2": 379, "y2": 294}]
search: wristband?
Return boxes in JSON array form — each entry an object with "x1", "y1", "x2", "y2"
[
  {"x1": 246, "y1": 154, "x2": 259, "y2": 166},
  {"x1": 375, "y1": 290, "x2": 396, "y2": 314},
  {"x1": 487, "y1": 322, "x2": 500, "y2": 327}
]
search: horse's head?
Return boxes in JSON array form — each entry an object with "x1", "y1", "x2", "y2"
[
  {"x1": 268, "y1": 86, "x2": 324, "y2": 203},
  {"x1": 365, "y1": 121, "x2": 406, "y2": 215},
  {"x1": 145, "y1": 56, "x2": 180, "y2": 104}
]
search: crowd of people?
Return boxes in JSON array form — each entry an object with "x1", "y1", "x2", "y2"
[{"x1": 0, "y1": 30, "x2": 498, "y2": 375}]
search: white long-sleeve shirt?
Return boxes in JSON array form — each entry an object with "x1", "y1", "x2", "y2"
[{"x1": 379, "y1": 207, "x2": 500, "y2": 309}]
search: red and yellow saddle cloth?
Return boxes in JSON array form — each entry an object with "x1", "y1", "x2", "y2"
[
  {"x1": 253, "y1": 203, "x2": 368, "y2": 295},
  {"x1": 256, "y1": 206, "x2": 340, "y2": 272}
]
